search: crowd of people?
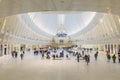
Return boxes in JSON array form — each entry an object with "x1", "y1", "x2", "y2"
[
  {"x1": 106, "y1": 49, "x2": 120, "y2": 63},
  {"x1": 10, "y1": 48, "x2": 120, "y2": 65},
  {"x1": 10, "y1": 48, "x2": 98, "y2": 65},
  {"x1": 32, "y1": 48, "x2": 99, "y2": 65},
  {"x1": 34, "y1": 49, "x2": 67, "y2": 60},
  {"x1": 11, "y1": 50, "x2": 25, "y2": 60}
]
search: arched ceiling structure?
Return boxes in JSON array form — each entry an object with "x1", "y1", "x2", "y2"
[
  {"x1": 0, "y1": 0, "x2": 120, "y2": 17},
  {"x1": 0, "y1": 12, "x2": 119, "y2": 45},
  {"x1": 0, "y1": 0, "x2": 120, "y2": 45},
  {"x1": 20, "y1": 12, "x2": 103, "y2": 38}
]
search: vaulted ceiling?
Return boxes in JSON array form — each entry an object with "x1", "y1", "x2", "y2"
[
  {"x1": 21, "y1": 12, "x2": 103, "y2": 38},
  {"x1": 0, "y1": 0, "x2": 120, "y2": 45},
  {"x1": 0, "y1": 0, "x2": 120, "y2": 17}
]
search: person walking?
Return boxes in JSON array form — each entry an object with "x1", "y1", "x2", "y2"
[
  {"x1": 77, "y1": 53, "x2": 80, "y2": 62},
  {"x1": 41, "y1": 51, "x2": 44, "y2": 59},
  {"x1": 112, "y1": 54, "x2": 116, "y2": 63},
  {"x1": 15, "y1": 51, "x2": 18, "y2": 58},
  {"x1": 107, "y1": 54, "x2": 111, "y2": 62},
  {"x1": 118, "y1": 50, "x2": 120, "y2": 63},
  {"x1": 20, "y1": 53, "x2": 24, "y2": 60},
  {"x1": 94, "y1": 51, "x2": 98, "y2": 61},
  {"x1": 11, "y1": 50, "x2": 15, "y2": 58},
  {"x1": 86, "y1": 55, "x2": 90, "y2": 65},
  {"x1": 106, "y1": 50, "x2": 111, "y2": 62},
  {"x1": 23, "y1": 51, "x2": 25, "y2": 54},
  {"x1": 84, "y1": 54, "x2": 87, "y2": 61}
]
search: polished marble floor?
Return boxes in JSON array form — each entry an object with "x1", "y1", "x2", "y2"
[{"x1": 0, "y1": 51, "x2": 120, "y2": 80}]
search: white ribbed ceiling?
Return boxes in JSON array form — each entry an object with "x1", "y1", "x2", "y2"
[{"x1": 21, "y1": 12, "x2": 103, "y2": 38}]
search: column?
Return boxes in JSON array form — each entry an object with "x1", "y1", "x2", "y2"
[
  {"x1": 2, "y1": 44, "x2": 4, "y2": 56},
  {"x1": 113, "y1": 44, "x2": 115, "y2": 54},
  {"x1": 6, "y1": 44, "x2": 9, "y2": 55},
  {"x1": 104, "y1": 44, "x2": 106, "y2": 52},
  {"x1": 111, "y1": 44, "x2": 113, "y2": 54},
  {"x1": 116, "y1": 44, "x2": 119, "y2": 54},
  {"x1": 106, "y1": 43, "x2": 108, "y2": 51},
  {"x1": 109, "y1": 44, "x2": 112, "y2": 53},
  {"x1": 9, "y1": 44, "x2": 12, "y2": 54},
  {"x1": 2, "y1": 44, "x2": 8, "y2": 55},
  {"x1": 18, "y1": 44, "x2": 21, "y2": 52},
  {"x1": 114, "y1": 44, "x2": 117, "y2": 54}
]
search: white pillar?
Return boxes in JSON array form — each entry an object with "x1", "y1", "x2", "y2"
[
  {"x1": 109, "y1": 44, "x2": 112, "y2": 53},
  {"x1": 11, "y1": 44, "x2": 13, "y2": 51},
  {"x1": 104, "y1": 44, "x2": 106, "y2": 52},
  {"x1": 114, "y1": 44, "x2": 117, "y2": 54},
  {"x1": 106, "y1": 43, "x2": 108, "y2": 51},
  {"x1": 18, "y1": 44, "x2": 21, "y2": 52},
  {"x1": 113, "y1": 44, "x2": 115, "y2": 54},
  {"x1": 6, "y1": 44, "x2": 9, "y2": 55},
  {"x1": 2, "y1": 44, "x2": 4, "y2": 56},
  {"x1": 116, "y1": 44, "x2": 119, "y2": 54},
  {"x1": 2, "y1": 44, "x2": 8, "y2": 55},
  {"x1": 9, "y1": 44, "x2": 11, "y2": 54}
]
